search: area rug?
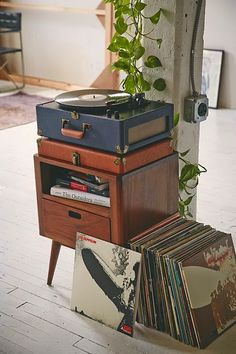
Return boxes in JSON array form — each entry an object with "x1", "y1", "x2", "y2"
[{"x1": 0, "y1": 92, "x2": 48, "y2": 130}]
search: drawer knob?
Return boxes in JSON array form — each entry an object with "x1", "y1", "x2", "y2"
[{"x1": 68, "y1": 210, "x2": 81, "y2": 219}]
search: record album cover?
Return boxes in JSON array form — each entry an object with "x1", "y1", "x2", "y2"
[
  {"x1": 71, "y1": 233, "x2": 142, "y2": 336},
  {"x1": 181, "y1": 233, "x2": 236, "y2": 347}
]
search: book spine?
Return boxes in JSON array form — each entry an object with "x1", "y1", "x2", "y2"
[
  {"x1": 71, "y1": 181, "x2": 88, "y2": 192},
  {"x1": 70, "y1": 175, "x2": 108, "y2": 191},
  {"x1": 50, "y1": 185, "x2": 110, "y2": 207},
  {"x1": 88, "y1": 187, "x2": 109, "y2": 197},
  {"x1": 56, "y1": 178, "x2": 88, "y2": 192}
]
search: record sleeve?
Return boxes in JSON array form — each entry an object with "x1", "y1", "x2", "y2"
[
  {"x1": 71, "y1": 232, "x2": 142, "y2": 336},
  {"x1": 180, "y1": 233, "x2": 236, "y2": 348}
]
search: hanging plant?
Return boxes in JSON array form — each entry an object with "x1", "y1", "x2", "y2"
[
  {"x1": 104, "y1": 0, "x2": 165, "y2": 93},
  {"x1": 173, "y1": 114, "x2": 207, "y2": 218},
  {"x1": 105, "y1": 0, "x2": 207, "y2": 218}
]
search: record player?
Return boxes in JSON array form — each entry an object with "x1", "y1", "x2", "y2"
[{"x1": 36, "y1": 89, "x2": 173, "y2": 155}]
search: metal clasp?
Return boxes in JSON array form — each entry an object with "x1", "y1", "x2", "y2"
[
  {"x1": 72, "y1": 152, "x2": 80, "y2": 166},
  {"x1": 71, "y1": 111, "x2": 79, "y2": 120},
  {"x1": 62, "y1": 119, "x2": 69, "y2": 128}
]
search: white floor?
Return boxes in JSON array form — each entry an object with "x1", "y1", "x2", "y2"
[{"x1": 0, "y1": 87, "x2": 236, "y2": 354}]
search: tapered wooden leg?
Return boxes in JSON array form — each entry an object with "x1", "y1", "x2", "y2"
[{"x1": 47, "y1": 240, "x2": 61, "y2": 286}]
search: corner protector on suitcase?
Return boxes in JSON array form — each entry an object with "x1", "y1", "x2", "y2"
[
  {"x1": 37, "y1": 137, "x2": 43, "y2": 146},
  {"x1": 115, "y1": 145, "x2": 129, "y2": 155}
]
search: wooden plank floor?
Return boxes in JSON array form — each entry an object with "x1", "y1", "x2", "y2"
[{"x1": 0, "y1": 88, "x2": 236, "y2": 353}]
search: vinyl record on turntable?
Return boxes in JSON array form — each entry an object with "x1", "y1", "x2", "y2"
[{"x1": 55, "y1": 89, "x2": 131, "y2": 109}]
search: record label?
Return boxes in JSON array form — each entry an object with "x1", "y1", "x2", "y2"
[
  {"x1": 55, "y1": 89, "x2": 131, "y2": 110},
  {"x1": 80, "y1": 94, "x2": 107, "y2": 102}
]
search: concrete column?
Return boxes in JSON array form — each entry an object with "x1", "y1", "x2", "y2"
[{"x1": 143, "y1": 0, "x2": 206, "y2": 217}]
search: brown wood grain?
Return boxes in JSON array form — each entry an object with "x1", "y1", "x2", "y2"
[
  {"x1": 33, "y1": 155, "x2": 44, "y2": 235},
  {"x1": 47, "y1": 241, "x2": 61, "y2": 286},
  {"x1": 41, "y1": 199, "x2": 111, "y2": 248},
  {"x1": 109, "y1": 176, "x2": 124, "y2": 245},
  {"x1": 34, "y1": 151, "x2": 179, "y2": 284},
  {"x1": 121, "y1": 153, "x2": 179, "y2": 241},
  {"x1": 36, "y1": 154, "x2": 117, "y2": 181},
  {"x1": 43, "y1": 194, "x2": 110, "y2": 218},
  {"x1": 37, "y1": 138, "x2": 173, "y2": 174}
]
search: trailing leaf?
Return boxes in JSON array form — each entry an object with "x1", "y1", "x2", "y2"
[
  {"x1": 123, "y1": 74, "x2": 136, "y2": 93},
  {"x1": 135, "y1": 2, "x2": 146, "y2": 11},
  {"x1": 144, "y1": 55, "x2": 162, "y2": 68},
  {"x1": 118, "y1": 49, "x2": 130, "y2": 58},
  {"x1": 180, "y1": 165, "x2": 198, "y2": 183},
  {"x1": 121, "y1": 5, "x2": 132, "y2": 15},
  {"x1": 115, "y1": 36, "x2": 130, "y2": 50},
  {"x1": 115, "y1": 16, "x2": 128, "y2": 34},
  {"x1": 138, "y1": 74, "x2": 151, "y2": 91},
  {"x1": 184, "y1": 195, "x2": 194, "y2": 206},
  {"x1": 134, "y1": 45, "x2": 145, "y2": 60},
  {"x1": 115, "y1": 9, "x2": 122, "y2": 18},
  {"x1": 156, "y1": 38, "x2": 162, "y2": 48},
  {"x1": 112, "y1": 59, "x2": 130, "y2": 72},
  {"x1": 174, "y1": 113, "x2": 179, "y2": 127},
  {"x1": 180, "y1": 149, "x2": 190, "y2": 157},
  {"x1": 150, "y1": 8, "x2": 162, "y2": 24},
  {"x1": 179, "y1": 202, "x2": 185, "y2": 217},
  {"x1": 153, "y1": 78, "x2": 166, "y2": 91}
]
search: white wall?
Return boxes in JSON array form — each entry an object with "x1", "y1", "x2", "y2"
[
  {"x1": 204, "y1": 0, "x2": 236, "y2": 108},
  {"x1": 10, "y1": 0, "x2": 105, "y2": 86}
]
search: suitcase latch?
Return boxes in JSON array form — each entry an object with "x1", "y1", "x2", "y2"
[
  {"x1": 72, "y1": 152, "x2": 80, "y2": 166},
  {"x1": 71, "y1": 111, "x2": 79, "y2": 120}
]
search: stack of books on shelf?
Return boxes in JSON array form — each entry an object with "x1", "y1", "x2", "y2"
[
  {"x1": 50, "y1": 171, "x2": 110, "y2": 207},
  {"x1": 129, "y1": 214, "x2": 236, "y2": 348}
]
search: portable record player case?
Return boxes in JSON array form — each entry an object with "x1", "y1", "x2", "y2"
[{"x1": 36, "y1": 90, "x2": 173, "y2": 154}]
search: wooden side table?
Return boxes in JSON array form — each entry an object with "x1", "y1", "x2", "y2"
[{"x1": 34, "y1": 152, "x2": 178, "y2": 285}]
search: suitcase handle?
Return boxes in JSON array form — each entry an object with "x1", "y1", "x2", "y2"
[{"x1": 61, "y1": 120, "x2": 91, "y2": 139}]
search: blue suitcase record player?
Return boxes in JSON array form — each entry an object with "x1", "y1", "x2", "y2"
[{"x1": 36, "y1": 89, "x2": 173, "y2": 155}]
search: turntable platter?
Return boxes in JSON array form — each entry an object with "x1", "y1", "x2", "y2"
[{"x1": 55, "y1": 89, "x2": 131, "y2": 109}]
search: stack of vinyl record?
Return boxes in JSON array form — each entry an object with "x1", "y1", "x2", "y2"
[{"x1": 129, "y1": 214, "x2": 236, "y2": 348}]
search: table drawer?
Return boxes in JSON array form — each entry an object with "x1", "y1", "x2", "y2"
[{"x1": 41, "y1": 199, "x2": 111, "y2": 248}]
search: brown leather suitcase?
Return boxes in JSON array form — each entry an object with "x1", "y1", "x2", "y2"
[{"x1": 37, "y1": 138, "x2": 173, "y2": 175}]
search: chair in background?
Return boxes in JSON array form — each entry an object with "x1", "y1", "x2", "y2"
[{"x1": 0, "y1": 11, "x2": 25, "y2": 92}]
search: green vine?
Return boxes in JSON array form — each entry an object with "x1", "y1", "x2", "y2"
[
  {"x1": 174, "y1": 115, "x2": 207, "y2": 218},
  {"x1": 178, "y1": 153, "x2": 207, "y2": 217},
  {"x1": 104, "y1": 0, "x2": 165, "y2": 93},
  {"x1": 105, "y1": 0, "x2": 207, "y2": 218}
]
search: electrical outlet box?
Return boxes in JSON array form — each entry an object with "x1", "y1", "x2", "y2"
[{"x1": 184, "y1": 94, "x2": 208, "y2": 123}]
